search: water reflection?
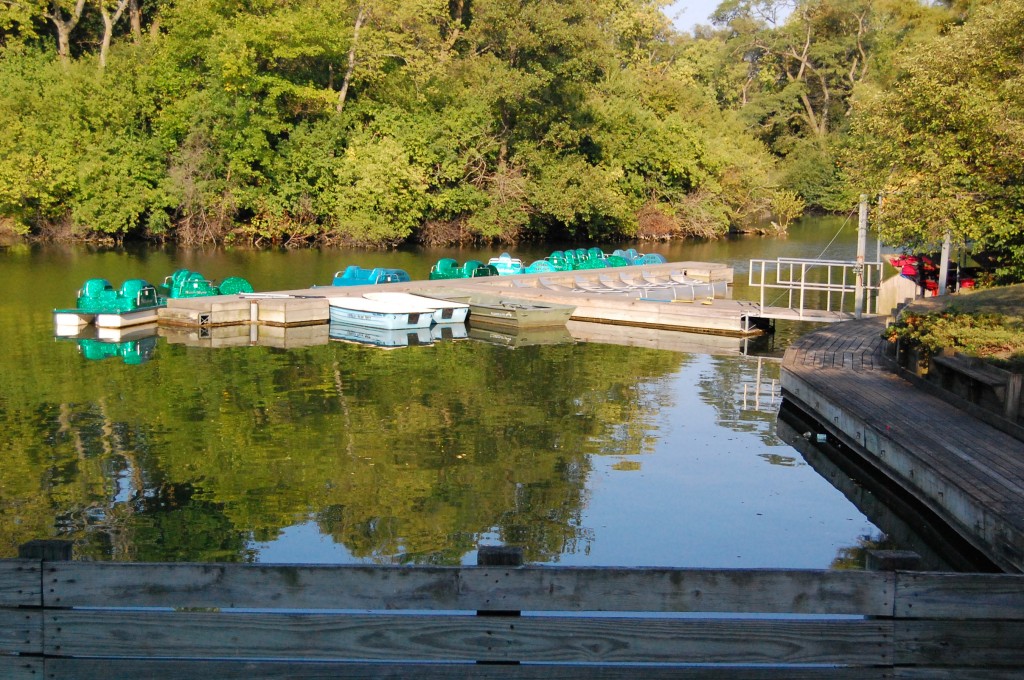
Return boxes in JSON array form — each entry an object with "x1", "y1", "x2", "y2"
[{"x1": 0, "y1": 224, "x2": 920, "y2": 569}]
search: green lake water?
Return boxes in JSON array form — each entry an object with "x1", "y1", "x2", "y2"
[{"x1": 0, "y1": 217, "x2": 955, "y2": 568}]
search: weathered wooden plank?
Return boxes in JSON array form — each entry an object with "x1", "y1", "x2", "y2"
[
  {"x1": 41, "y1": 658, "x2": 897, "y2": 680},
  {"x1": 46, "y1": 562, "x2": 462, "y2": 610},
  {"x1": 457, "y1": 567, "x2": 893, "y2": 616},
  {"x1": 0, "y1": 560, "x2": 40, "y2": 607},
  {"x1": 895, "y1": 572, "x2": 1024, "y2": 619},
  {"x1": 0, "y1": 608, "x2": 42, "y2": 655},
  {"x1": 894, "y1": 670, "x2": 1024, "y2": 680},
  {"x1": 46, "y1": 610, "x2": 894, "y2": 665},
  {"x1": 895, "y1": 619, "x2": 1024, "y2": 667},
  {"x1": 0, "y1": 656, "x2": 43, "y2": 679},
  {"x1": 46, "y1": 563, "x2": 894, "y2": 615}
]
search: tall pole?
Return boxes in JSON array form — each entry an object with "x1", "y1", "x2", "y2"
[
  {"x1": 875, "y1": 195, "x2": 883, "y2": 267},
  {"x1": 938, "y1": 230, "x2": 952, "y2": 296},
  {"x1": 855, "y1": 194, "x2": 868, "y2": 319}
]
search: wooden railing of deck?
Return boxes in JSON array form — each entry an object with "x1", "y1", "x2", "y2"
[{"x1": 2, "y1": 546, "x2": 1023, "y2": 679}]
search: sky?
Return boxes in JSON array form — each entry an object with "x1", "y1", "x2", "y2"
[{"x1": 665, "y1": 0, "x2": 723, "y2": 32}]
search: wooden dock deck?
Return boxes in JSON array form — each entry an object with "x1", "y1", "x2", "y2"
[{"x1": 781, "y1": 318, "x2": 1024, "y2": 573}]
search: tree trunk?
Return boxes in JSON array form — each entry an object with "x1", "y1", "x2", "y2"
[
  {"x1": 337, "y1": 7, "x2": 367, "y2": 113},
  {"x1": 99, "y1": 0, "x2": 130, "y2": 70},
  {"x1": 47, "y1": 0, "x2": 87, "y2": 63},
  {"x1": 129, "y1": 0, "x2": 143, "y2": 44}
]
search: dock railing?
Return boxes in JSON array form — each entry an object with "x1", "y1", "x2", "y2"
[
  {"x1": 3, "y1": 541, "x2": 1023, "y2": 678},
  {"x1": 749, "y1": 258, "x2": 883, "y2": 318}
]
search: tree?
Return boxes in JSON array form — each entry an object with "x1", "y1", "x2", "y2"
[
  {"x1": 46, "y1": 0, "x2": 86, "y2": 62},
  {"x1": 845, "y1": 0, "x2": 1024, "y2": 281},
  {"x1": 97, "y1": 0, "x2": 128, "y2": 69}
]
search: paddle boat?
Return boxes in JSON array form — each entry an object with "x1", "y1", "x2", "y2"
[
  {"x1": 487, "y1": 252, "x2": 526, "y2": 276},
  {"x1": 428, "y1": 258, "x2": 498, "y2": 280},
  {"x1": 161, "y1": 269, "x2": 254, "y2": 298},
  {"x1": 327, "y1": 296, "x2": 436, "y2": 330},
  {"x1": 54, "y1": 278, "x2": 164, "y2": 332},
  {"x1": 362, "y1": 291, "x2": 470, "y2": 324},
  {"x1": 331, "y1": 266, "x2": 411, "y2": 286},
  {"x1": 53, "y1": 323, "x2": 159, "y2": 364},
  {"x1": 523, "y1": 247, "x2": 648, "y2": 273},
  {"x1": 888, "y1": 254, "x2": 973, "y2": 293}
]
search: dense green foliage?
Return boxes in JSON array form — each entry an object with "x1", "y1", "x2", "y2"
[
  {"x1": 1, "y1": 0, "x2": 1021, "y2": 275},
  {"x1": 845, "y1": 0, "x2": 1024, "y2": 282},
  {"x1": 883, "y1": 284, "x2": 1024, "y2": 370},
  {"x1": 884, "y1": 309, "x2": 1024, "y2": 371}
]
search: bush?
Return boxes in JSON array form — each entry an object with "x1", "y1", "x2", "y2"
[{"x1": 884, "y1": 308, "x2": 1024, "y2": 372}]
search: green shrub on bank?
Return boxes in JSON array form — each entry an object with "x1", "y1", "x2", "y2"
[{"x1": 884, "y1": 308, "x2": 1024, "y2": 372}]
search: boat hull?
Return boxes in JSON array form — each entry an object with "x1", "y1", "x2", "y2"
[
  {"x1": 53, "y1": 310, "x2": 95, "y2": 334},
  {"x1": 327, "y1": 297, "x2": 435, "y2": 330},
  {"x1": 445, "y1": 294, "x2": 576, "y2": 330},
  {"x1": 362, "y1": 292, "x2": 470, "y2": 324},
  {"x1": 94, "y1": 305, "x2": 163, "y2": 329},
  {"x1": 55, "y1": 305, "x2": 163, "y2": 331},
  {"x1": 329, "y1": 323, "x2": 434, "y2": 347}
]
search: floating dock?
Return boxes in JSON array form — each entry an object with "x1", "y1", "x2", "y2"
[{"x1": 155, "y1": 261, "x2": 780, "y2": 337}]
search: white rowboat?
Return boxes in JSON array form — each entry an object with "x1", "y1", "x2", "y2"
[
  {"x1": 362, "y1": 292, "x2": 470, "y2": 324},
  {"x1": 327, "y1": 296, "x2": 436, "y2": 330}
]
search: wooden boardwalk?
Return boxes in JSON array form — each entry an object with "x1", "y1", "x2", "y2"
[
  {"x1": 781, "y1": 318, "x2": 1024, "y2": 573},
  {"x1": 4, "y1": 542, "x2": 1024, "y2": 678}
]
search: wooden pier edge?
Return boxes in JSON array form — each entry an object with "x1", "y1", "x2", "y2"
[
  {"x1": 780, "y1": 318, "x2": 1024, "y2": 574},
  {"x1": 2, "y1": 545, "x2": 1023, "y2": 678}
]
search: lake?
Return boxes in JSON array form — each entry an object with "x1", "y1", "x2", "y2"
[{"x1": 0, "y1": 217, "x2": 956, "y2": 569}]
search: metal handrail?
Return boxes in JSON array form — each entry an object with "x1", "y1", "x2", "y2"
[{"x1": 748, "y1": 258, "x2": 883, "y2": 319}]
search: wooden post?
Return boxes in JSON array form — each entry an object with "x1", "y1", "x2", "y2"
[
  {"x1": 476, "y1": 546, "x2": 523, "y2": 666},
  {"x1": 866, "y1": 549, "x2": 921, "y2": 572},
  {"x1": 875, "y1": 194, "x2": 884, "y2": 314},
  {"x1": 1005, "y1": 373, "x2": 1022, "y2": 422},
  {"x1": 477, "y1": 546, "x2": 524, "y2": 567},
  {"x1": 18, "y1": 540, "x2": 72, "y2": 561},
  {"x1": 855, "y1": 194, "x2": 868, "y2": 319},
  {"x1": 938, "y1": 230, "x2": 952, "y2": 296}
]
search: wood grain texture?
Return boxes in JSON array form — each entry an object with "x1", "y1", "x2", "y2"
[
  {"x1": 45, "y1": 562, "x2": 462, "y2": 610},
  {"x1": 0, "y1": 560, "x2": 40, "y2": 606},
  {"x1": 0, "y1": 608, "x2": 42, "y2": 655},
  {"x1": 45, "y1": 562, "x2": 894, "y2": 615},
  {"x1": 40, "y1": 658, "x2": 900, "y2": 680},
  {"x1": 0, "y1": 657, "x2": 43, "y2": 679},
  {"x1": 45, "y1": 610, "x2": 894, "y2": 665},
  {"x1": 895, "y1": 572, "x2": 1024, "y2": 619},
  {"x1": 895, "y1": 619, "x2": 1024, "y2": 667}
]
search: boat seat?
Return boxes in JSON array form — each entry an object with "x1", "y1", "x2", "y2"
[{"x1": 538, "y1": 277, "x2": 576, "y2": 292}]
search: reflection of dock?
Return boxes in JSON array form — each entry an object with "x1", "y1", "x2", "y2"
[
  {"x1": 567, "y1": 320, "x2": 756, "y2": 355},
  {"x1": 160, "y1": 323, "x2": 329, "y2": 349},
  {"x1": 778, "y1": 403, "x2": 997, "y2": 572}
]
